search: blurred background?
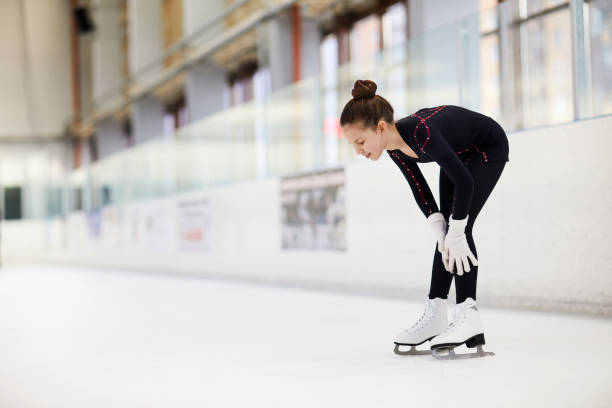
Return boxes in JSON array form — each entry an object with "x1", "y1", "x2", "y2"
[
  {"x1": 1, "y1": 0, "x2": 611, "y2": 311},
  {"x1": 0, "y1": 0, "x2": 611, "y2": 406}
]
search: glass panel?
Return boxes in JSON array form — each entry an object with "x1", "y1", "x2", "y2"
[
  {"x1": 518, "y1": 6, "x2": 573, "y2": 127},
  {"x1": 382, "y1": 2, "x2": 407, "y2": 49},
  {"x1": 350, "y1": 14, "x2": 381, "y2": 72},
  {"x1": 6, "y1": 0, "x2": 610, "y2": 220},
  {"x1": 589, "y1": 0, "x2": 612, "y2": 116},
  {"x1": 480, "y1": 0, "x2": 499, "y2": 32},
  {"x1": 480, "y1": 33, "x2": 501, "y2": 120}
]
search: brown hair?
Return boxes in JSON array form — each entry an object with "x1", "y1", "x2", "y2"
[{"x1": 340, "y1": 80, "x2": 394, "y2": 129}]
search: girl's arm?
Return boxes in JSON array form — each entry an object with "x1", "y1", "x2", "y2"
[
  {"x1": 416, "y1": 126, "x2": 474, "y2": 220},
  {"x1": 388, "y1": 151, "x2": 439, "y2": 218}
]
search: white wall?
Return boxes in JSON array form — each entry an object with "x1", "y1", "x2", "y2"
[
  {"x1": 2, "y1": 115, "x2": 612, "y2": 317},
  {"x1": 183, "y1": 0, "x2": 225, "y2": 42},
  {"x1": 91, "y1": 0, "x2": 123, "y2": 103},
  {"x1": 0, "y1": 0, "x2": 72, "y2": 137},
  {"x1": 128, "y1": 0, "x2": 162, "y2": 76}
]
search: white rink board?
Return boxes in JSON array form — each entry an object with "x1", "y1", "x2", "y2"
[{"x1": 2, "y1": 115, "x2": 612, "y2": 316}]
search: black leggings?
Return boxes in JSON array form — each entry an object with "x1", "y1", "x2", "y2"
[{"x1": 428, "y1": 155, "x2": 506, "y2": 304}]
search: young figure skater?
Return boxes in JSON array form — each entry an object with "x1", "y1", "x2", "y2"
[{"x1": 340, "y1": 80, "x2": 509, "y2": 360}]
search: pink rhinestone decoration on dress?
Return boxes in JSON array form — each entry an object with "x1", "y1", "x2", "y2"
[
  {"x1": 390, "y1": 152, "x2": 434, "y2": 215},
  {"x1": 473, "y1": 145, "x2": 488, "y2": 162},
  {"x1": 456, "y1": 145, "x2": 487, "y2": 165},
  {"x1": 409, "y1": 106, "x2": 448, "y2": 151}
]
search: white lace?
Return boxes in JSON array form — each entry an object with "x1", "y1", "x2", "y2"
[{"x1": 406, "y1": 299, "x2": 433, "y2": 333}]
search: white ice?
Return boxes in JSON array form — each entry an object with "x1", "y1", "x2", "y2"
[{"x1": 0, "y1": 265, "x2": 610, "y2": 408}]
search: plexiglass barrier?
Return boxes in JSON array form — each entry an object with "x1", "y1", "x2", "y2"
[{"x1": 3, "y1": 0, "x2": 611, "y2": 219}]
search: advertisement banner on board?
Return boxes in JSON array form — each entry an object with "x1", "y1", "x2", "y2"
[
  {"x1": 129, "y1": 201, "x2": 172, "y2": 250},
  {"x1": 176, "y1": 196, "x2": 211, "y2": 251},
  {"x1": 281, "y1": 168, "x2": 346, "y2": 251}
]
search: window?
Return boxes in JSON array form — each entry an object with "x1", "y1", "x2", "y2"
[
  {"x1": 519, "y1": 5, "x2": 573, "y2": 127},
  {"x1": 350, "y1": 14, "x2": 382, "y2": 63},
  {"x1": 382, "y1": 2, "x2": 407, "y2": 49}
]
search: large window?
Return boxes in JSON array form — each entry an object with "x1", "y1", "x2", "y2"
[
  {"x1": 519, "y1": 4, "x2": 573, "y2": 127},
  {"x1": 349, "y1": 14, "x2": 382, "y2": 78},
  {"x1": 479, "y1": 0, "x2": 575, "y2": 128},
  {"x1": 320, "y1": 34, "x2": 340, "y2": 166},
  {"x1": 479, "y1": 0, "x2": 502, "y2": 119}
]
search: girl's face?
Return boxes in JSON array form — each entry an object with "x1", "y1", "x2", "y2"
[{"x1": 342, "y1": 121, "x2": 387, "y2": 161}]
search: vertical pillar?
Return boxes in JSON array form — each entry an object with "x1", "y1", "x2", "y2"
[
  {"x1": 185, "y1": 62, "x2": 226, "y2": 123},
  {"x1": 131, "y1": 96, "x2": 165, "y2": 144},
  {"x1": 183, "y1": 0, "x2": 226, "y2": 122},
  {"x1": 128, "y1": 0, "x2": 162, "y2": 77},
  {"x1": 300, "y1": 13, "x2": 320, "y2": 80},
  {"x1": 456, "y1": 14, "x2": 481, "y2": 110},
  {"x1": 570, "y1": 0, "x2": 593, "y2": 119},
  {"x1": 96, "y1": 119, "x2": 127, "y2": 159},
  {"x1": 299, "y1": 10, "x2": 322, "y2": 169},
  {"x1": 498, "y1": 0, "x2": 519, "y2": 130},
  {"x1": 91, "y1": 0, "x2": 123, "y2": 109},
  {"x1": 265, "y1": 9, "x2": 293, "y2": 92},
  {"x1": 128, "y1": 0, "x2": 165, "y2": 146}
]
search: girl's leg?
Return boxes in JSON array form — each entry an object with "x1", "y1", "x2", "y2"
[
  {"x1": 454, "y1": 156, "x2": 505, "y2": 303},
  {"x1": 427, "y1": 168, "x2": 455, "y2": 299}
]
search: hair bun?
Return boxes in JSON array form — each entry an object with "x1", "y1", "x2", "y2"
[{"x1": 351, "y1": 79, "x2": 377, "y2": 100}]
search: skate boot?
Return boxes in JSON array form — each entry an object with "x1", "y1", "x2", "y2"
[
  {"x1": 430, "y1": 297, "x2": 495, "y2": 360},
  {"x1": 393, "y1": 296, "x2": 448, "y2": 355}
]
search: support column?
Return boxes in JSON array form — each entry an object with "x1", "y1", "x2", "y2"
[
  {"x1": 570, "y1": 0, "x2": 593, "y2": 120},
  {"x1": 498, "y1": 0, "x2": 519, "y2": 130},
  {"x1": 131, "y1": 96, "x2": 165, "y2": 144},
  {"x1": 300, "y1": 13, "x2": 320, "y2": 80},
  {"x1": 128, "y1": 0, "x2": 162, "y2": 77},
  {"x1": 456, "y1": 12, "x2": 481, "y2": 110},
  {"x1": 91, "y1": 0, "x2": 123, "y2": 109},
  {"x1": 96, "y1": 119, "x2": 127, "y2": 159},
  {"x1": 128, "y1": 0, "x2": 164, "y2": 145},
  {"x1": 183, "y1": 0, "x2": 226, "y2": 122},
  {"x1": 185, "y1": 62, "x2": 226, "y2": 123},
  {"x1": 265, "y1": 9, "x2": 293, "y2": 92}
]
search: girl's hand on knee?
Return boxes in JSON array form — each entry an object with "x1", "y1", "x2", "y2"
[
  {"x1": 442, "y1": 215, "x2": 478, "y2": 276},
  {"x1": 427, "y1": 212, "x2": 447, "y2": 255}
]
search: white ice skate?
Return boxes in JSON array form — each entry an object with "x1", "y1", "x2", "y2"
[
  {"x1": 393, "y1": 297, "x2": 448, "y2": 356},
  {"x1": 429, "y1": 297, "x2": 495, "y2": 360}
]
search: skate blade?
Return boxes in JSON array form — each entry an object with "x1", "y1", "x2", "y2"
[
  {"x1": 431, "y1": 345, "x2": 495, "y2": 360},
  {"x1": 394, "y1": 344, "x2": 432, "y2": 356}
]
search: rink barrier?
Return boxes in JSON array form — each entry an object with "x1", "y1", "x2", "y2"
[{"x1": 2, "y1": 115, "x2": 612, "y2": 318}]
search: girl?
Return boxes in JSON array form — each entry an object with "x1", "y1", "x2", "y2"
[{"x1": 340, "y1": 80, "x2": 508, "y2": 360}]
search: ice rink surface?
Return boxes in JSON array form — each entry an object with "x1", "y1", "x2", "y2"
[{"x1": 0, "y1": 265, "x2": 610, "y2": 408}]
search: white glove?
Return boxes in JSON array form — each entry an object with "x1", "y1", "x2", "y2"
[
  {"x1": 442, "y1": 215, "x2": 478, "y2": 276},
  {"x1": 426, "y1": 212, "x2": 447, "y2": 255}
]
